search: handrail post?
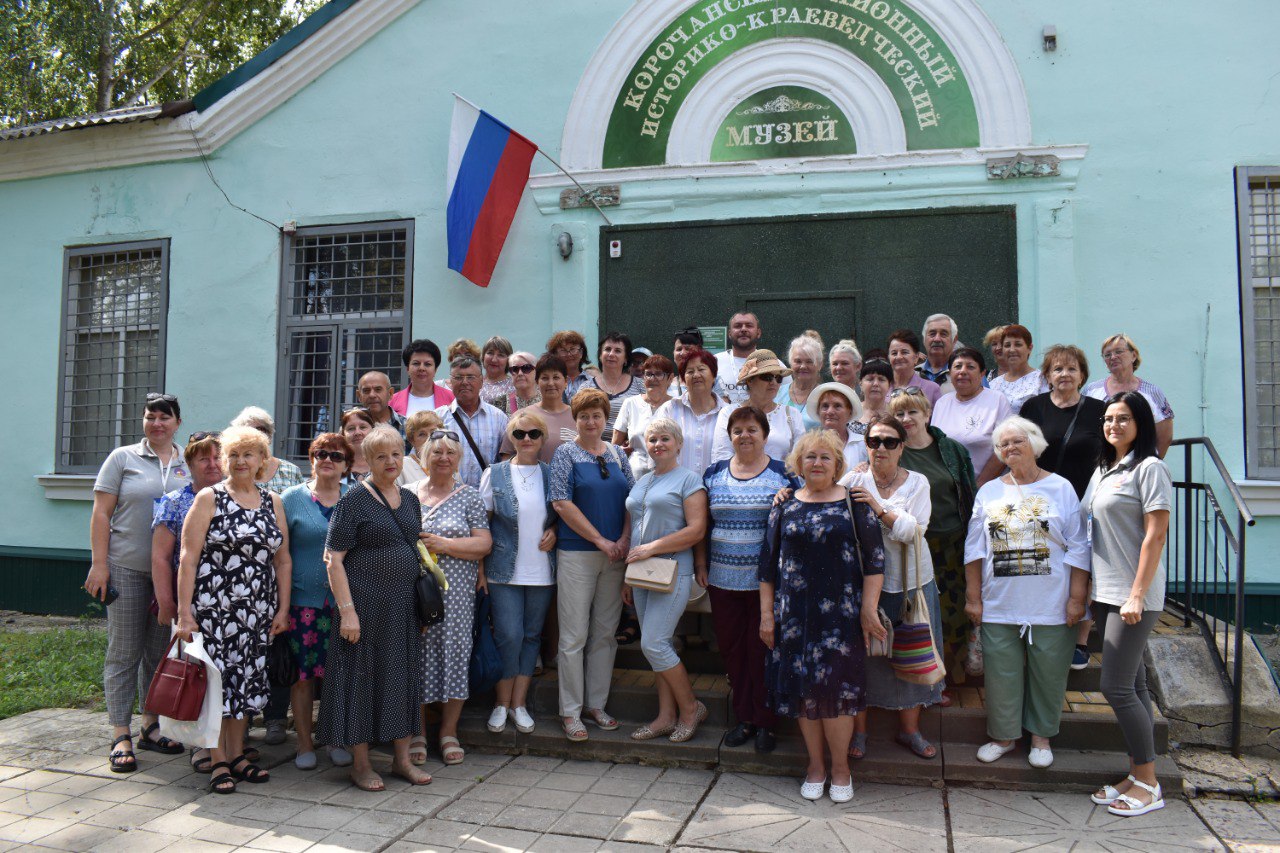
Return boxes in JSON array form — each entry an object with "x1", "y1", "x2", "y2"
[
  {"x1": 1232, "y1": 512, "x2": 1246, "y2": 757},
  {"x1": 1182, "y1": 442, "x2": 1193, "y2": 627}
]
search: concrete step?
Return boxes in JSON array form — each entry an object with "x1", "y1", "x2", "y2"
[
  {"x1": 522, "y1": 668, "x2": 733, "y2": 727},
  {"x1": 458, "y1": 708, "x2": 1183, "y2": 794},
  {"x1": 958, "y1": 652, "x2": 1107, "y2": 693},
  {"x1": 938, "y1": 705, "x2": 1170, "y2": 753}
]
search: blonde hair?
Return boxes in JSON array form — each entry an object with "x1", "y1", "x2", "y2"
[
  {"x1": 423, "y1": 431, "x2": 463, "y2": 476},
  {"x1": 447, "y1": 338, "x2": 482, "y2": 362},
  {"x1": 889, "y1": 389, "x2": 933, "y2": 418},
  {"x1": 405, "y1": 410, "x2": 443, "y2": 439},
  {"x1": 643, "y1": 416, "x2": 684, "y2": 448},
  {"x1": 788, "y1": 331, "x2": 825, "y2": 366},
  {"x1": 219, "y1": 425, "x2": 272, "y2": 480},
  {"x1": 505, "y1": 409, "x2": 549, "y2": 442},
  {"x1": 1100, "y1": 333, "x2": 1142, "y2": 370},
  {"x1": 983, "y1": 325, "x2": 1008, "y2": 348},
  {"x1": 361, "y1": 425, "x2": 405, "y2": 464},
  {"x1": 785, "y1": 429, "x2": 847, "y2": 481}
]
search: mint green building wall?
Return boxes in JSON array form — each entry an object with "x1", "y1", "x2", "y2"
[{"x1": 0, "y1": 0, "x2": 1277, "y2": 588}]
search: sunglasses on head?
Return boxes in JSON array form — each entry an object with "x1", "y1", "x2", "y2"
[
  {"x1": 512, "y1": 428, "x2": 544, "y2": 440},
  {"x1": 312, "y1": 450, "x2": 347, "y2": 462},
  {"x1": 507, "y1": 364, "x2": 535, "y2": 375},
  {"x1": 430, "y1": 429, "x2": 461, "y2": 442},
  {"x1": 188, "y1": 431, "x2": 220, "y2": 443},
  {"x1": 146, "y1": 392, "x2": 178, "y2": 403},
  {"x1": 889, "y1": 387, "x2": 927, "y2": 399},
  {"x1": 865, "y1": 436, "x2": 903, "y2": 450}
]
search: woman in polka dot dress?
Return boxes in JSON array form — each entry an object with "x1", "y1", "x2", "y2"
[{"x1": 415, "y1": 429, "x2": 493, "y2": 767}]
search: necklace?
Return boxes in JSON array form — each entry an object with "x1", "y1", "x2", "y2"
[
  {"x1": 598, "y1": 372, "x2": 630, "y2": 395},
  {"x1": 873, "y1": 468, "x2": 902, "y2": 491},
  {"x1": 514, "y1": 463, "x2": 538, "y2": 486}
]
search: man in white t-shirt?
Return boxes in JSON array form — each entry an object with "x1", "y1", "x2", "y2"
[{"x1": 715, "y1": 311, "x2": 763, "y2": 405}]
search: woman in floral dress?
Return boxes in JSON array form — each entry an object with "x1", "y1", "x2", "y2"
[
  {"x1": 759, "y1": 430, "x2": 886, "y2": 804},
  {"x1": 177, "y1": 425, "x2": 291, "y2": 794}
]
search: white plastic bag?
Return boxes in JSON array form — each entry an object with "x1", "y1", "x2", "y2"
[{"x1": 158, "y1": 630, "x2": 223, "y2": 748}]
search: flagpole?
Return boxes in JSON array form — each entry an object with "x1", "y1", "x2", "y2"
[
  {"x1": 535, "y1": 149, "x2": 614, "y2": 227},
  {"x1": 453, "y1": 93, "x2": 614, "y2": 226}
]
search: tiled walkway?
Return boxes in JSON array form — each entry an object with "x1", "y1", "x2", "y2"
[{"x1": 0, "y1": 709, "x2": 1273, "y2": 852}]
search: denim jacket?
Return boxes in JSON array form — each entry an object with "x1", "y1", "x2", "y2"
[{"x1": 487, "y1": 460, "x2": 557, "y2": 583}]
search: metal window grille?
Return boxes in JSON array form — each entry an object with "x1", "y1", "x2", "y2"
[
  {"x1": 57, "y1": 241, "x2": 169, "y2": 473},
  {"x1": 276, "y1": 222, "x2": 412, "y2": 463},
  {"x1": 1239, "y1": 169, "x2": 1280, "y2": 477}
]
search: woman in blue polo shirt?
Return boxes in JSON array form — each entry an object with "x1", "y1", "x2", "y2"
[{"x1": 549, "y1": 388, "x2": 635, "y2": 742}]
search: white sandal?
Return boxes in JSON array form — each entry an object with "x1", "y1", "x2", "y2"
[
  {"x1": 1107, "y1": 779, "x2": 1164, "y2": 817},
  {"x1": 439, "y1": 736, "x2": 465, "y2": 766},
  {"x1": 1091, "y1": 774, "x2": 1136, "y2": 805}
]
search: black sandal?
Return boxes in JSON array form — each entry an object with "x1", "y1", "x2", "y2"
[
  {"x1": 138, "y1": 722, "x2": 184, "y2": 755},
  {"x1": 209, "y1": 762, "x2": 237, "y2": 794},
  {"x1": 190, "y1": 748, "x2": 212, "y2": 773},
  {"x1": 108, "y1": 734, "x2": 136, "y2": 773},
  {"x1": 229, "y1": 753, "x2": 270, "y2": 783}
]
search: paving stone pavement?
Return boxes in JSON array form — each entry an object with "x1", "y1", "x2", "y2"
[{"x1": 0, "y1": 709, "x2": 1275, "y2": 851}]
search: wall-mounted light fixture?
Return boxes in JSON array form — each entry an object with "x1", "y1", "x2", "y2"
[
  {"x1": 557, "y1": 231, "x2": 574, "y2": 260},
  {"x1": 1043, "y1": 25, "x2": 1057, "y2": 52}
]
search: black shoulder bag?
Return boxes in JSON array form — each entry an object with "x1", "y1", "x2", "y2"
[{"x1": 366, "y1": 483, "x2": 445, "y2": 627}]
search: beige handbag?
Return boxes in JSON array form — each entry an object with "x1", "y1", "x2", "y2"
[
  {"x1": 685, "y1": 581, "x2": 711, "y2": 613},
  {"x1": 624, "y1": 476, "x2": 679, "y2": 593}
]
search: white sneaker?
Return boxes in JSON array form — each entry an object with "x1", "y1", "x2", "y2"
[
  {"x1": 1028, "y1": 746, "x2": 1054, "y2": 768},
  {"x1": 976, "y1": 741, "x2": 1017, "y2": 763},
  {"x1": 512, "y1": 706, "x2": 536, "y2": 733},
  {"x1": 487, "y1": 706, "x2": 508, "y2": 733}
]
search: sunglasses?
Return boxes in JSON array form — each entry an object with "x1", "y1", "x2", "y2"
[
  {"x1": 865, "y1": 436, "x2": 903, "y2": 450},
  {"x1": 507, "y1": 364, "x2": 535, "y2": 375},
  {"x1": 889, "y1": 387, "x2": 927, "y2": 399},
  {"x1": 756, "y1": 373, "x2": 784, "y2": 383},
  {"x1": 312, "y1": 450, "x2": 347, "y2": 462},
  {"x1": 512, "y1": 428, "x2": 544, "y2": 440},
  {"x1": 430, "y1": 429, "x2": 461, "y2": 442},
  {"x1": 146, "y1": 392, "x2": 178, "y2": 403},
  {"x1": 593, "y1": 454, "x2": 611, "y2": 480},
  {"x1": 188, "y1": 431, "x2": 220, "y2": 443}
]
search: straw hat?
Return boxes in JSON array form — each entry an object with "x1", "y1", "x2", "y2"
[
  {"x1": 736, "y1": 349, "x2": 793, "y2": 384},
  {"x1": 805, "y1": 381, "x2": 863, "y2": 424}
]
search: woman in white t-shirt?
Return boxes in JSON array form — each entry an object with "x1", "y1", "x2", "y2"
[
  {"x1": 711, "y1": 350, "x2": 804, "y2": 464},
  {"x1": 613, "y1": 354, "x2": 674, "y2": 478},
  {"x1": 963, "y1": 416, "x2": 1089, "y2": 770},
  {"x1": 932, "y1": 347, "x2": 1014, "y2": 487},
  {"x1": 478, "y1": 410, "x2": 558, "y2": 736}
]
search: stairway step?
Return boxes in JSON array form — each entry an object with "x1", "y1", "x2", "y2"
[
  {"x1": 458, "y1": 710, "x2": 720, "y2": 768},
  {"x1": 942, "y1": 746, "x2": 1183, "y2": 793},
  {"x1": 526, "y1": 669, "x2": 732, "y2": 726},
  {"x1": 938, "y1": 705, "x2": 1169, "y2": 753},
  {"x1": 958, "y1": 654, "x2": 1107, "y2": 693},
  {"x1": 613, "y1": 643, "x2": 725, "y2": 675}
]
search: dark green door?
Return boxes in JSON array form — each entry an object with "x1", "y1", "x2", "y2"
[{"x1": 599, "y1": 208, "x2": 1017, "y2": 364}]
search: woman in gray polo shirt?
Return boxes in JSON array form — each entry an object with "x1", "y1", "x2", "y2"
[
  {"x1": 1083, "y1": 391, "x2": 1172, "y2": 818},
  {"x1": 86, "y1": 393, "x2": 192, "y2": 773}
]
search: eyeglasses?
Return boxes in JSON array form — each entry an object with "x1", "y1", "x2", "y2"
[
  {"x1": 450, "y1": 375, "x2": 480, "y2": 385},
  {"x1": 889, "y1": 387, "x2": 926, "y2": 399},
  {"x1": 512, "y1": 428, "x2": 544, "y2": 440},
  {"x1": 594, "y1": 454, "x2": 610, "y2": 480},
  {"x1": 146, "y1": 392, "x2": 178, "y2": 403},
  {"x1": 507, "y1": 364, "x2": 535, "y2": 375},
  {"x1": 429, "y1": 429, "x2": 461, "y2": 441},
  {"x1": 188, "y1": 431, "x2": 220, "y2": 443},
  {"x1": 312, "y1": 450, "x2": 347, "y2": 462},
  {"x1": 1102, "y1": 415, "x2": 1133, "y2": 426},
  {"x1": 642, "y1": 372, "x2": 669, "y2": 380},
  {"x1": 756, "y1": 374, "x2": 784, "y2": 384},
  {"x1": 865, "y1": 436, "x2": 903, "y2": 450},
  {"x1": 996, "y1": 436, "x2": 1028, "y2": 450}
]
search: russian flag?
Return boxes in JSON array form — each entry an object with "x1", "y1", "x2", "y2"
[{"x1": 446, "y1": 96, "x2": 538, "y2": 287}]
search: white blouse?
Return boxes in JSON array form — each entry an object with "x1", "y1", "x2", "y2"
[{"x1": 841, "y1": 469, "x2": 933, "y2": 595}]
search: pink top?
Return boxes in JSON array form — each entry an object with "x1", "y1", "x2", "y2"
[{"x1": 390, "y1": 384, "x2": 454, "y2": 416}]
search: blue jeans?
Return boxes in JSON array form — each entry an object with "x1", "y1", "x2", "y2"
[
  {"x1": 489, "y1": 583, "x2": 555, "y2": 680},
  {"x1": 632, "y1": 573, "x2": 693, "y2": 673}
]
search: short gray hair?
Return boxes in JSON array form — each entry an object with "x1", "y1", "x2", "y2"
[
  {"x1": 829, "y1": 338, "x2": 862, "y2": 365},
  {"x1": 922, "y1": 313, "x2": 959, "y2": 341},
  {"x1": 644, "y1": 416, "x2": 684, "y2": 448},
  {"x1": 788, "y1": 332, "x2": 824, "y2": 366},
  {"x1": 230, "y1": 405, "x2": 275, "y2": 437},
  {"x1": 992, "y1": 416, "x2": 1049, "y2": 462},
  {"x1": 450, "y1": 355, "x2": 481, "y2": 374}
]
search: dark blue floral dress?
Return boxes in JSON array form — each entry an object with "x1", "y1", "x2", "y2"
[{"x1": 759, "y1": 498, "x2": 885, "y2": 719}]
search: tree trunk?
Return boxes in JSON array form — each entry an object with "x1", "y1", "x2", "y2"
[{"x1": 94, "y1": 3, "x2": 115, "y2": 112}]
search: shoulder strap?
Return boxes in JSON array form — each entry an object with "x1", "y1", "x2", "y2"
[
  {"x1": 365, "y1": 482, "x2": 417, "y2": 547},
  {"x1": 452, "y1": 409, "x2": 490, "y2": 472},
  {"x1": 1054, "y1": 399, "x2": 1085, "y2": 471},
  {"x1": 423, "y1": 485, "x2": 466, "y2": 522}
]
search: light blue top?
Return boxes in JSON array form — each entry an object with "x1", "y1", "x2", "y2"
[
  {"x1": 626, "y1": 467, "x2": 705, "y2": 576},
  {"x1": 282, "y1": 481, "x2": 348, "y2": 608}
]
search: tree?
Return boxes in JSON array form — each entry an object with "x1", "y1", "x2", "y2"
[{"x1": 1, "y1": 0, "x2": 327, "y2": 128}]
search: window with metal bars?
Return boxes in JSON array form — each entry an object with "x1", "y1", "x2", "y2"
[
  {"x1": 57, "y1": 240, "x2": 169, "y2": 473},
  {"x1": 1239, "y1": 168, "x2": 1280, "y2": 478},
  {"x1": 275, "y1": 221, "x2": 413, "y2": 463}
]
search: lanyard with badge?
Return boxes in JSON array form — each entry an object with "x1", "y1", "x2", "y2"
[{"x1": 147, "y1": 440, "x2": 179, "y2": 512}]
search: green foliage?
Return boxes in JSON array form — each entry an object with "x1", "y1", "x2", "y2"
[
  {"x1": 0, "y1": 626, "x2": 108, "y2": 720},
  {"x1": 0, "y1": 0, "x2": 327, "y2": 128}
]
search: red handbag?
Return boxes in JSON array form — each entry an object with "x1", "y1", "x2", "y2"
[{"x1": 144, "y1": 636, "x2": 208, "y2": 721}]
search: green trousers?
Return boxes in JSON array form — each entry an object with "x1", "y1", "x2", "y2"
[{"x1": 980, "y1": 622, "x2": 1075, "y2": 740}]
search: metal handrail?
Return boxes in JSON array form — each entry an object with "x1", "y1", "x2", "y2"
[{"x1": 1164, "y1": 436, "x2": 1253, "y2": 756}]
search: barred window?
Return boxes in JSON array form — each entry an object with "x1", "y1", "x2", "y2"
[
  {"x1": 1240, "y1": 169, "x2": 1280, "y2": 477},
  {"x1": 58, "y1": 240, "x2": 168, "y2": 473},
  {"x1": 275, "y1": 221, "x2": 413, "y2": 463}
]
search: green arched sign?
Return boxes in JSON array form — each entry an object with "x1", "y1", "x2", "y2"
[
  {"x1": 711, "y1": 86, "x2": 857, "y2": 161},
  {"x1": 603, "y1": 0, "x2": 979, "y2": 167}
]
